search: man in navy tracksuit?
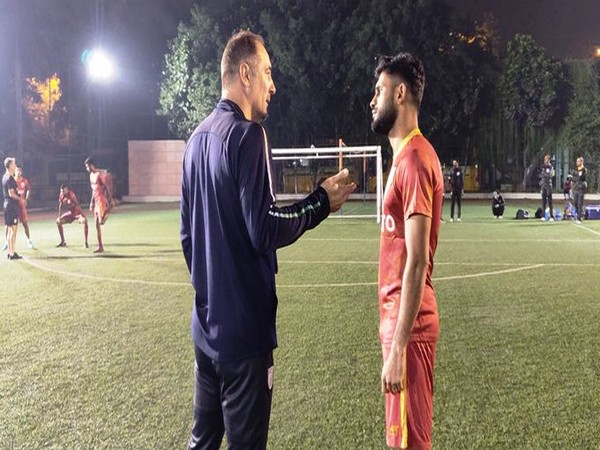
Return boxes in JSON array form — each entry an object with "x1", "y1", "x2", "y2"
[
  {"x1": 180, "y1": 30, "x2": 355, "y2": 450},
  {"x1": 449, "y1": 159, "x2": 463, "y2": 222},
  {"x1": 539, "y1": 154, "x2": 555, "y2": 221}
]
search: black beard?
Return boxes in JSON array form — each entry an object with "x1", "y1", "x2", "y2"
[{"x1": 371, "y1": 105, "x2": 397, "y2": 135}]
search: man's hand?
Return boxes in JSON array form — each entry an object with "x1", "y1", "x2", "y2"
[
  {"x1": 320, "y1": 168, "x2": 356, "y2": 213},
  {"x1": 381, "y1": 345, "x2": 406, "y2": 395}
]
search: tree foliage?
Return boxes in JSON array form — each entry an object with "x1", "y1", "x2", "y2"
[
  {"x1": 158, "y1": 2, "x2": 264, "y2": 138},
  {"x1": 158, "y1": 8, "x2": 222, "y2": 138},
  {"x1": 24, "y1": 74, "x2": 62, "y2": 128},
  {"x1": 493, "y1": 33, "x2": 572, "y2": 182},
  {"x1": 499, "y1": 34, "x2": 570, "y2": 129},
  {"x1": 158, "y1": 0, "x2": 498, "y2": 160},
  {"x1": 561, "y1": 60, "x2": 600, "y2": 160}
]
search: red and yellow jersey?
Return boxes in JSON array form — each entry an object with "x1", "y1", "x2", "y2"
[
  {"x1": 90, "y1": 171, "x2": 108, "y2": 202},
  {"x1": 59, "y1": 190, "x2": 83, "y2": 216},
  {"x1": 15, "y1": 177, "x2": 30, "y2": 199},
  {"x1": 378, "y1": 129, "x2": 443, "y2": 344}
]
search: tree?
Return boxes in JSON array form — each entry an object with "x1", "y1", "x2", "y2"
[
  {"x1": 158, "y1": 2, "x2": 264, "y2": 138},
  {"x1": 23, "y1": 74, "x2": 62, "y2": 129},
  {"x1": 261, "y1": 0, "x2": 367, "y2": 145},
  {"x1": 562, "y1": 61, "x2": 600, "y2": 155},
  {"x1": 158, "y1": 8, "x2": 222, "y2": 138},
  {"x1": 560, "y1": 60, "x2": 600, "y2": 190},
  {"x1": 159, "y1": 0, "x2": 497, "y2": 160},
  {"x1": 499, "y1": 34, "x2": 571, "y2": 179},
  {"x1": 0, "y1": 0, "x2": 107, "y2": 167}
]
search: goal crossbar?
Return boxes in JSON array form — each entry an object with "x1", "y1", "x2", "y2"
[
  {"x1": 271, "y1": 145, "x2": 384, "y2": 222},
  {"x1": 272, "y1": 146, "x2": 380, "y2": 155}
]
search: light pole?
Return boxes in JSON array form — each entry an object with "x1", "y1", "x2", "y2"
[{"x1": 82, "y1": 48, "x2": 116, "y2": 153}]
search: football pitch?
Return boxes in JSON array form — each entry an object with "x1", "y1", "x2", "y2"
[{"x1": 1, "y1": 201, "x2": 599, "y2": 449}]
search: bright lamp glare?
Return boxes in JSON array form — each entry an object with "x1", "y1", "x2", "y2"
[{"x1": 87, "y1": 49, "x2": 115, "y2": 82}]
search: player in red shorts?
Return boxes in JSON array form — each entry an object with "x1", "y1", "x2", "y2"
[
  {"x1": 56, "y1": 184, "x2": 89, "y2": 248},
  {"x1": 370, "y1": 53, "x2": 443, "y2": 449},
  {"x1": 85, "y1": 157, "x2": 114, "y2": 253}
]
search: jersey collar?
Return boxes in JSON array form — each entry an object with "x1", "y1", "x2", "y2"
[
  {"x1": 399, "y1": 128, "x2": 421, "y2": 152},
  {"x1": 393, "y1": 128, "x2": 422, "y2": 162}
]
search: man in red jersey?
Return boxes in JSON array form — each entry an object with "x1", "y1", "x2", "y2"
[
  {"x1": 15, "y1": 165, "x2": 34, "y2": 248},
  {"x1": 56, "y1": 184, "x2": 89, "y2": 248},
  {"x1": 85, "y1": 157, "x2": 114, "y2": 253},
  {"x1": 370, "y1": 53, "x2": 443, "y2": 450}
]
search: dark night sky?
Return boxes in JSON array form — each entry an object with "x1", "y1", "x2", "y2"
[
  {"x1": 3, "y1": 0, "x2": 598, "y2": 85},
  {"x1": 86, "y1": 0, "x2": 600, "y2": 84},
  {"x1": 444, "y1": 0, "x2": 600, "y2": 59},
  {"x1": 1, "y1": 0, "x2": 598, "y2": 137},
  {"x1": 111, "y1": 0, "x2": 600, "y2": 88}
]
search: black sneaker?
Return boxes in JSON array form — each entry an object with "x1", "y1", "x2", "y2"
[
  {"x1": 84, "y1": 242, "x2": 89, "y2": 249},
  {"x1": 9, "y1": 253, "x2": 23, "y2": 260},
  {"x1": 56, "y1": 242, "x2": 67, "y2": 247}
]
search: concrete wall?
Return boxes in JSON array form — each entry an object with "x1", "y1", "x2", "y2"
[{"x1": 126, "y1": 140, "x2": 185, "y2": 202}]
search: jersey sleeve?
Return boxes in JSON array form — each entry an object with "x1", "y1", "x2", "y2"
[
  {"x1": 396, "y1": 147, "x2": 434, "y2": 220},
  {"x1": 235, "y1": 122, "x2": 330, "y2": 253}
]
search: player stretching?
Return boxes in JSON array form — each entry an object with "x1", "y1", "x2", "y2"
[
  {"x1": 85, "y1": 157, "x2": 113, "y2": 253},
  {"x1": 56, "y1": 184, "x2": 88, "y2": 248},
  {"x1": 370, "y1": 53, "x2": 443, "y2": 449}
]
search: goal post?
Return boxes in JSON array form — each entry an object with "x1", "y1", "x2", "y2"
[{"x1": 271, "y1": 145, "x2": 384, "y2": 222}]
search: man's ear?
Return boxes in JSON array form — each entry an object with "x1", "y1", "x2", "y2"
[
  {"x1": 395, "y1": 82, "x2": 406, "y2": 106},
  {"x1": 239, "y1": 62, "x2": 251, "y2": 87}
]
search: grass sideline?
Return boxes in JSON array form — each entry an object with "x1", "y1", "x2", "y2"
[{"x1": 1, "y1": 201, "x2": 599, "y2": 449}]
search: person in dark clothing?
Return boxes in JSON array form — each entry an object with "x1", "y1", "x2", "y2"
[
  {"x1": 180, "y1": 30, "x2": 355, "y2": 450},
  {"x1": 539, "y1": 154, "x2": 554, "y2": 221},
  {"x1": 2, "y1": 157, "x2": 23, "y2": 260},
  {"x1": 563, "y1": 174, "x2": 573, "y2": 200},
  {"x1": 492, "y1": 190, "x2": 505, "y2": 219},
  {"x1": 449, "y1": 159, "x2": 463, "y2": 222},
  {"x1": 573, "y1": 156, "x2": 587, "y2": 223}
]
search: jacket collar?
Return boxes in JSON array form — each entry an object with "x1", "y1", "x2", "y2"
[{"x1": 218, "y1": 98, "x2": 245, "y2": 118}]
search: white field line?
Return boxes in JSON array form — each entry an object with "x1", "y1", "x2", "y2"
[
  {"x1": 572, "y1": 222, "x2": 600, "y2": 237},
  {"x1": 23, "y1": 258, "x2": 190, "y2": 287},
  {"x1": 20, "y1": 258, "x2": 580, "y2": 289},
  {"x1": 278, "y1": 281, "x2": 378, "y2": 288},
  {"x1": 432, "y1": 264, "x2": 545, "y2": 282},
  {"x1": 278, "y1": 261, "x2": 600, "y2": 267},
  {"x1": 277, "y1": 264, "x2": 546, "y2": 288},
  {"x1": 301, "y1": 238, "x2": 600, "y2": 243}
]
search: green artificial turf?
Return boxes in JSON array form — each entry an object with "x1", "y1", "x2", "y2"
[{"x1": 1, "y1": 201, "x2": 599, "y2": 449}]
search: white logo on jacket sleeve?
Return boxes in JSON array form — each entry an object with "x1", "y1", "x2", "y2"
[{"x1": 267, "y1": 365, "x2": 274, "y2": 390}]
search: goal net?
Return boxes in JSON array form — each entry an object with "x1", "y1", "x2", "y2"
[{"x1": 271, "y1": 145, "x2": 383, "y2": 221}]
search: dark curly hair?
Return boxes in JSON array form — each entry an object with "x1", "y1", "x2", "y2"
[{"x1": 375, "y1": 53, "x2": 425, "y2": 110}]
